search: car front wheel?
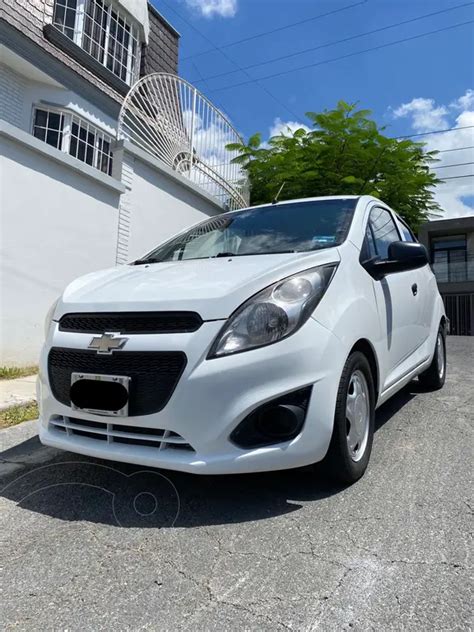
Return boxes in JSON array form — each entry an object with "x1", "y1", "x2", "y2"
[
  {"x1": 418, "y1": 326, "x2": 446, "y2": 390},
  {"x1": 321, "y1": 351, "x2": 375, "y2": 485}
]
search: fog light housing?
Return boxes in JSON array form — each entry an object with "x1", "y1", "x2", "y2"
[{"x1": 230, "y1": 386, "x2": 312, "y2": 449}]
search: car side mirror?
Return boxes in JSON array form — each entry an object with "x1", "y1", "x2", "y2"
[{"x1": 363, "y1": 241, "x2": 429, "y2": 280}]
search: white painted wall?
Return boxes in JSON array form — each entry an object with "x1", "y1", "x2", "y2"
[
  {"x1": 120, "y1": 142, "x2": 222, "y2": 262},
  {"x1": 0, "y1": 126, "x2": 222, "y2": 366},
  {"x1": 1, "y1": 49, "x2": 225, "y2": 366},
  {"x1": 0, "y1": 131, "x2": 122, "y2": 365},
  {"x1": 0, "y1": 51, "x2": 117, "y2": 138}
]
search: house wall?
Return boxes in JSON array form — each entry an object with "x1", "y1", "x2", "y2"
[
  {"x1": 0, "y1": 63, "x2": 26, "y2": 127},
  {"x1": 140, "y1": 4, "x2": 179, "y2": 76},
  {"x1": 0, "y1": 126, "x2": 123, "y2": 365},
  {"x1": 1, "y1": 0, "x2": 178, "y2": 105},
  {"x1": 117, "y1": 141, "x2": 222, "y2": 262},
  {"x1": 0, "y1": 124, "x2": 222, "y2": 365},
  {"x1": 419, "y1": 217, "x2": 474, "y2": 335},
  {"x1": 0, "y1": 61, "x2": 117, "y2": 138}
]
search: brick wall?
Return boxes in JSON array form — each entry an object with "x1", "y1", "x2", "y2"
[
  {"x1": 140, "y1": 4, "x2": 179, "y2": 76},
  {"x1": 0, "y1": 63, "x2": 25, "y2": 127}
]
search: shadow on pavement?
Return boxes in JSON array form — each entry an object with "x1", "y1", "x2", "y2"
[{"x1": 0, "y1": 381, "x2": 419, "y2": 529}]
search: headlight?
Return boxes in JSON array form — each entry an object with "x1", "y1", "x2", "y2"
[
  {"x1": 208, "y1": 264, "x2": 337, "y2": 358},
  {"x1": 44, "y1": 298, "x2": 59, "y2": 338}
]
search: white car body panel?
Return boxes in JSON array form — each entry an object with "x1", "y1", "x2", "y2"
[
  {"x1": 57, "y1": 250, "x2": 340, "y2": 321},
  {"x1": 38, "y1": 195, "x2": 445, "y2": 474}
]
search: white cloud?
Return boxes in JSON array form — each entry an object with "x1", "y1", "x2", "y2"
[
  {"x1": 269, "y1": 117, "x2": 311, "y2": 137},
  {"x1": 451, "y1": 89, "x2": 474, "y2": 111},
  {"x1": 392, "y1": 97, "x2": 448, "y2": 133},
  {"x1": 184, "y1": 0, "x2": 237, "y2": 18},
  {"x1": 390, "y1": 90, "x2": 474, "y2": 219}
]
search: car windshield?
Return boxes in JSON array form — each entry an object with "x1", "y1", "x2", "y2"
[{"x1": 136, "y1": 198, "x2": 358, "y2": 263}]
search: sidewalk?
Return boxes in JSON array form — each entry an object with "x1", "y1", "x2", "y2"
[{"x1": 0, "y1": 375, "x2": 37, "y2": 410}]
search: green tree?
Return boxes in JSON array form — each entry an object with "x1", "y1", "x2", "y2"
[{"x1": 228, "y1": 101, "x2": 442, "y2": 231}]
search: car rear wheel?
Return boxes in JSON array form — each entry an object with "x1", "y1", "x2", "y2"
[
  {"x1": 320, "y1": 351, "x2": 375, "y2": 485},
  {"x1": 418, "y1": 326, "x2": 446, "y2": 390}
]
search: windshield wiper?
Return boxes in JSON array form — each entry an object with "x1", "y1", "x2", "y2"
[
  {"x1": 131, "y1": 257, "x2": 161, "y2": 265},
  {"x1": 211, "y1": 249, "x2": 298, "y2": 258},
  {"x1": 211, "y1": 252, "x2": 238, "y2": 258}
]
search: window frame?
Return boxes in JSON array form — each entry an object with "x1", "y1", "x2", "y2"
[
  {"x1": 31, "y1": 105, "x2": 114, "y2": 175},
  {"x1": 52, "y1": 0, "x2": 140, "y2": 85}
]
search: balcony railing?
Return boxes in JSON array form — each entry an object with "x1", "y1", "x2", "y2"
[{"x1": 432, "y1": 254, "x2": 474, "y2": 283}]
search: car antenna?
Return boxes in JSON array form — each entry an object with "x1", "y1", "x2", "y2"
[{"x1": 272, "y1": 182, "x2": 286, "y2": 204}]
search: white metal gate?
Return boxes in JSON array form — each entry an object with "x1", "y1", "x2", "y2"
[{"x1": 118, "y1": 73, "x2": 250, "y2": 211}]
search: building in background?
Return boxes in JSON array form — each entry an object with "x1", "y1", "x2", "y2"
[
  {"x1": 1, "y1": 0, "x2": 248, "y2": 364},
  {"x1": 419, "y1": 216, "x2": 474, "y2": 336}
]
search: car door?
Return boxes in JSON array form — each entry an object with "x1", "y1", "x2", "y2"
[
  {"x1": 365, "y1": 206, "x2": 422, "y2": 387},
  {"x1": 394, "y1": 214, "x2": 434, "y2": 342}
]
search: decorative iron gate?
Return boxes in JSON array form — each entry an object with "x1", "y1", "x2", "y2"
[{"x1": 118, "y1": 73, "x2": 250, "y2": 211}]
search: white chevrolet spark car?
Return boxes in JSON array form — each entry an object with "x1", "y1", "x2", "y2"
[{"x1": 39, "y1": 196, "x2": 447, "y2": 484}]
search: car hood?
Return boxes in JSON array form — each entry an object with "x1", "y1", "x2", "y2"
[{"x1": 56, "y1": 250, "x2": 341, "y2": 321}]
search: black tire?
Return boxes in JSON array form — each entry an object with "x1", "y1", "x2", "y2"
[
  {"x1": 320, "y1": 351, "x2": 375, "y2": 486},
  {"x1": 418, "y1": 325, "x2": 446, "y2": 390}
]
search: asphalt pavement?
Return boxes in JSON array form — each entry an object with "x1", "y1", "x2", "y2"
[{"x1": 1, "y1": 337, "x2": 472, "y2": 630}]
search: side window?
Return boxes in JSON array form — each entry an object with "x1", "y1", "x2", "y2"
[
  {"x1": 369, "y1": 207, "x2": 400, "y2": 260},
  {"x1": 364, "y1": 224, "x2": 377, "y2": 259},
  {"x1": 397, "y1": 217, "x2": 416, "y2": 243}
]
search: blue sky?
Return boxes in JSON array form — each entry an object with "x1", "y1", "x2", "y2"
[{"x1": 153, "y1": 0, "x2": 474, "y2": 216}]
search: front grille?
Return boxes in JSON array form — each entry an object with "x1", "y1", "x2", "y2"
[
  {"x1": 58, "y1": 312, "x2": 202, "y2": 334},
  {"x1": 48, "y1": 348, "x2": 186, "y2": 416},
  {"x1": 49, "y1": 416, "x2": 195, "y2": 451}
]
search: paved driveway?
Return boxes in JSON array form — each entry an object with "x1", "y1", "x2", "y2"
[{"x1": 1, "y1": 337, "x2": 472, "y2": 630}]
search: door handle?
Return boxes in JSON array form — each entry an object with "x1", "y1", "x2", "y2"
[{"x1": 411, "y1": 283, "x2": 418, "y2": 296}]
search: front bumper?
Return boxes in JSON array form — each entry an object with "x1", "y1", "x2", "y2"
[{"x1": 38, "y1": 317, "x2": 346, "y2": 474}]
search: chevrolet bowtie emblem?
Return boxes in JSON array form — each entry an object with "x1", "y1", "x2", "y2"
[{"x1": 88, "y1": 333, "x2": 129, "y2": 354}]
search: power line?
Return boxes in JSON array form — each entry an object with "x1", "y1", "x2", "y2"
[
  {"x1": 436, "y1": 145, "x2": 474, "y2": 153},
  {"x1": 438, "y1": 174, "x2": 474, "y2": 180},
  {"x1": 181, "y1": 0, "x2": 369, "y2": 61},
  {"x1": 396, "y1": 124, "x2": 474, "y2": 139},
  {"x1": 190, "y1": 62, "x2": 233, "y2": 121},
  {"x1": 432, "y1": 161, "x2": 474, "y2": 169},
  {"x1": 157, "y1": 0, "x2": 303, "y2": 120},
  {"x1": 206, "y1": 20, "x2": 474, "y2": 93},
  {"x1": 190, "y1": 2, "x2": 473, "y2": 84}
]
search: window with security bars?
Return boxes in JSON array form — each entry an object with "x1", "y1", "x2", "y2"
[
  {"x1": 32, "y1": 109, "x2": 65, "y2": 149},
  {"x1": 33, "y1": 107, "x2": 113, "y2": 175},
  {"x1": 52, "y1": 0, "x2": 140, "y2": 85}
]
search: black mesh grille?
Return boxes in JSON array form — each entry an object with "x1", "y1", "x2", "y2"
[
  {"x1": 58, "y1": 312, "x2": 202, "y2": 334},
  {"x1": 48, "y1": 348, "x2": 187, "y2": 416}
]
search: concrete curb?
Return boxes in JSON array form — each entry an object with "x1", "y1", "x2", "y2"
[{"x1": 0, "y1": 375, "x2": 37, "y2": 410}]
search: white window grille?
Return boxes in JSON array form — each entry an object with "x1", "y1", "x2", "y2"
[
  {"x1": 52, "y1": 0, "x2": 140, "y2": 85},
  {"x1": 33, "y1": 107, "x2": 114, "y2": 175}
]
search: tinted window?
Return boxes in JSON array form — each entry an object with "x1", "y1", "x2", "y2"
[
  {"x1": 139, "y1": 199, "x2": 358, "y2": 263},
  {"x1": 369, "y1": 207, "x2": 400, "y2": 260}
]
